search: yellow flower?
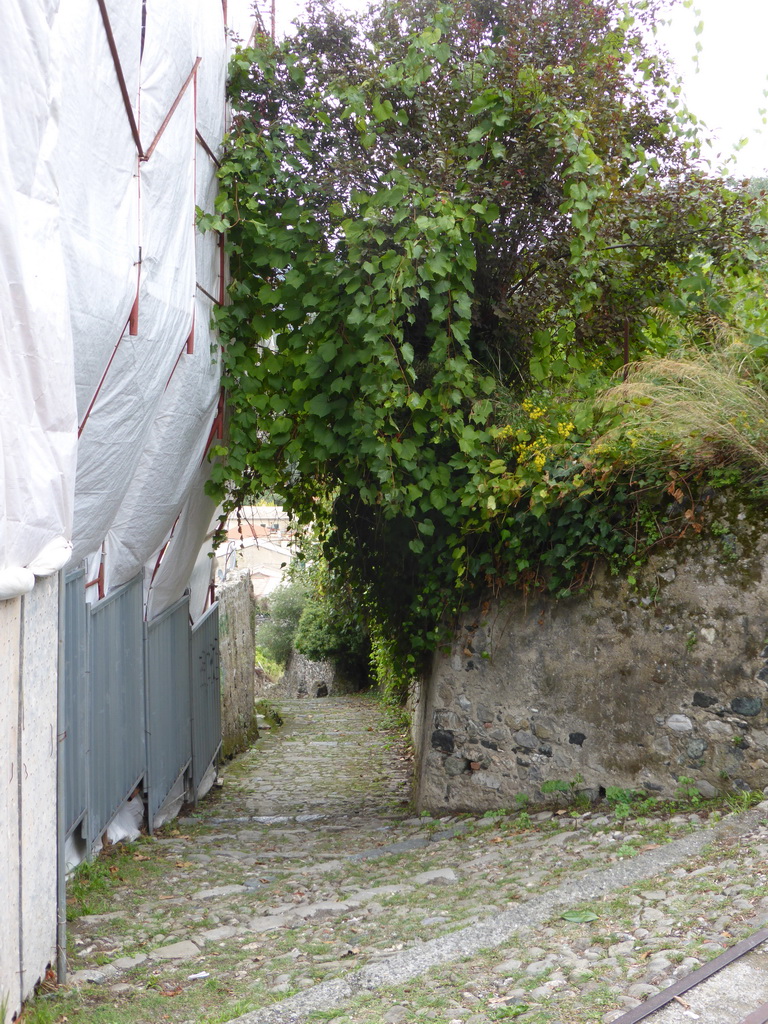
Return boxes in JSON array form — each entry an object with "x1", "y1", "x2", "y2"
[
  {"x1": 522, "y1": 398, "x2": 546, "y2": 420},
  {"x1": 493, "y1": 424, "x2": 516, "y2": 441}
]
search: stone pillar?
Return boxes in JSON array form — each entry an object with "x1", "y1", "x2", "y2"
[{"x1": 217, "y1": 571, "x2": 259, "y2": 758}]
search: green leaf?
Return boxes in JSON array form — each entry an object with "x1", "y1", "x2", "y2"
[
  {"x1": 307, "y1": 394, "x2": 332, "y2": 416},
  {"x1": 561, "y1": 909, "x2": 599, "y2": 923},
  {"x1": 467, "y1": 121, "x2": 492, "y2": 143},
  {"x1": 529, "y1": 359, "x2": 546, "y2": 382},
  {"x1": 318, "y1": 341, "x2": 337, "y2": 362}
]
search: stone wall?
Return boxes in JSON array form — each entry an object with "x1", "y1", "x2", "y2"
[
  {"x1": 415, "y1": 495, "x2": 768, "y2": 813},
  {"x1": 217, "y1": 572, "x2": 259, "y2": 758},
  {"x1": 279, "y1": 651, "x2": 336, "y2": 698}
]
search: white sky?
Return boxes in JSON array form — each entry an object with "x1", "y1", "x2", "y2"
[
  {"x1": 229, "y1": 0, "x2": 768, "y2": 175},
  {"x1": 662, "y1": 0, "x2": 768, "y2": 175}
]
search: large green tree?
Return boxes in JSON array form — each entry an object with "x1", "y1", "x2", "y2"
[{"x1": 207, "y1": 0, "x2": 765, "y2": 683}]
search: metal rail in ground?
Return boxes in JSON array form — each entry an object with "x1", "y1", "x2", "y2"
[
  {"x1": 611, "y1": 926, "x2": 768, "y2": 1024},
  {"x1": 739, "y1": 1003, "x2": 768, "y2": 1024}
]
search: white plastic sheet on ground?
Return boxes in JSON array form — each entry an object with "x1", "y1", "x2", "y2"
[
  {"x1": 152, "y1": 772, "x2": 187, "y2": 831},
  {"x1": 106, "y1": 792, "x2": 144, "y2": 845}
]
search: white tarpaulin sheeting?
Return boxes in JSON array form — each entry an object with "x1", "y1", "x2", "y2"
[
  {"x1": 1, "y1": 0, "x2": 228, "y2": 613},
  {"x1": 0, "y1": 0, "x2": 77, "y2": 598},
  {"x1": 52, "y1": 0, "x2": 140, "y2": 419}
]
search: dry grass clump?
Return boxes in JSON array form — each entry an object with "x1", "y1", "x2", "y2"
[{"x1": 590, "y1": 341, "x2": 768, "y2": 471}]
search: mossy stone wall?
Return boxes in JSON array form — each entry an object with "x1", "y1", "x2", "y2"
[{"x1": 416, "y1": 495, "x2": 768, "y2": 812}]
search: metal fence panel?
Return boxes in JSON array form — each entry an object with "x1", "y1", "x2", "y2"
[
  {"x1": 61, "y1": 572, "x2": 223, "y2": 850},
  {"x1": 146, "y1": 597, "x2": 192, "y2": 825},
  {"x1": 190, "y1": 602, "x2": 221, "y2": 794},
  {"x1": 63, "y1": 569, "x2": 88, "y2": 836},
  {"x1": 88, "y1": 574, "x2": 145, "y2": 844}
]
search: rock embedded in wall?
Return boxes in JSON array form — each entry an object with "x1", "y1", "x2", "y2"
[{"x1": 415, "y1": 495, "x2": 768, "y2": 813}]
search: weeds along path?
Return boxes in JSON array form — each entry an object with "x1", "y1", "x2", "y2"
[{"x1": 53, "y1": 695, "x2": 768, "y2": 1024}]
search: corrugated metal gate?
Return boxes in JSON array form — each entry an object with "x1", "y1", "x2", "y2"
[
  {"x1": 89, "y1": 575, "x2": 146, "y2": 844},
  {"x1": 146, "y1": 596, "x2": 191, "y2": 826},
  {"x1": 62, "y1": 571, "x2": 220, "y2": 845},
  {"x1": 190, "y1": 602, "x2": 221, "y2": 795}
]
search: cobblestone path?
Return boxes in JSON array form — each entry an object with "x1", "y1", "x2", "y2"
[
  {"x1": 227, "y1": 697, "x2": 411, "y2": 818},
  {"x1": 57, "y1": 695, "x2": 768, "y2": 1024}
]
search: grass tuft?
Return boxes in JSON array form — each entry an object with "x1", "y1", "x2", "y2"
[{"x1": 593, "y1": 341, "x2": 768, "y2": 471}]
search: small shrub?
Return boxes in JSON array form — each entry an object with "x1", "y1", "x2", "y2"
[
  {"x1": 254, "y1": 645, "x2": 283, "y2": 681},
  {"x1": 255, "y1": 580, "x2": 310, "y2": 665},
  {"x1": 674, "y1": 775, "x2": 702, "y2": 806},
  {"x1": 541, "y1": 779, "x2": 571, "y2": 795},
  {"x1": 605, "y1": 786, "x2": 638, "y2": 818},
  {"x1": 725, "y1": 789, "x2": 763, "y2": 812}
]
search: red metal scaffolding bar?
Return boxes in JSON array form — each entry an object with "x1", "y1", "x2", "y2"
[
  {"x1": 142, "y1": 58, "x2": 202, "y2": 162},
  {"x1": 96, "y1": 0, "x2": 144, "y2": 158}
]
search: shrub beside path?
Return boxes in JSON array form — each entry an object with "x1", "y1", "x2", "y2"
[{"x1": 57, "y1": 695, "x2": 768, "y2": 1024}]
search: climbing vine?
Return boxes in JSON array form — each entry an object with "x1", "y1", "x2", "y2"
[{"x1": 205, "y1": 0, "x2": 768, "y2": 692}]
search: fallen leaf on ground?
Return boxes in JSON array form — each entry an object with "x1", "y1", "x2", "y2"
[{"x1": 561, "y1": 908, "x2": 599, "y2": 923}]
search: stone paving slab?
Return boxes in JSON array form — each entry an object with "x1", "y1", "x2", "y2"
[
  {"x1": 56, "y1": 695, "x2": 768, "y2": 1024},
  {"x1": 224, "y1": 806, "x2": 768, "y2": 1024}
]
